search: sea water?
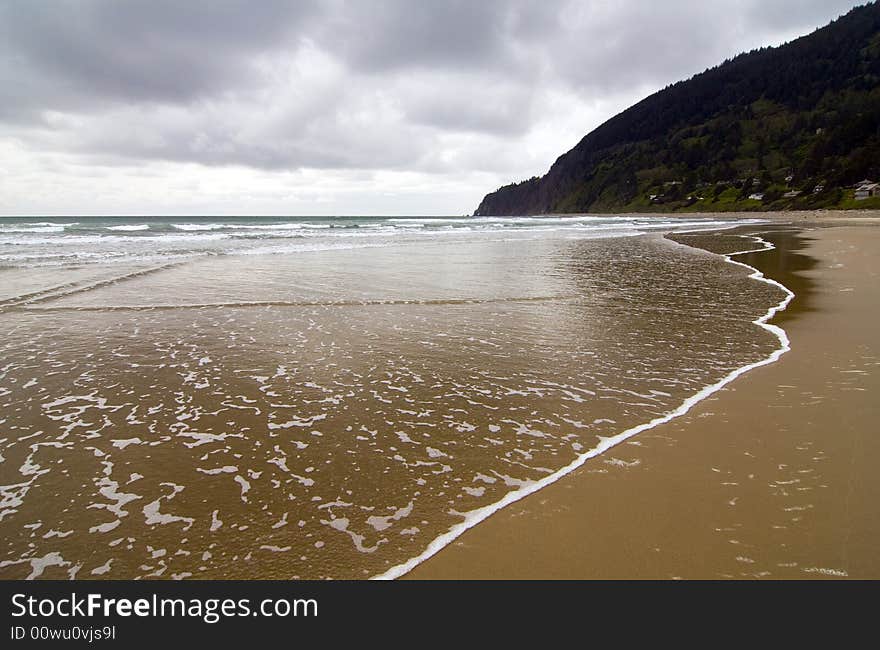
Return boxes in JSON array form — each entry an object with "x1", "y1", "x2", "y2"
[{"x1": 0, "y1": 215, "x2": 788, "y2": 579}]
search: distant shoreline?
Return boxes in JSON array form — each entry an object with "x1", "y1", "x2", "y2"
[{"x1": 510, "y1": 209, "x2": 880, "y2": 223}]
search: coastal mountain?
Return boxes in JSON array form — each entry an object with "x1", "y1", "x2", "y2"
[{"x1": 475, "y1": 2, "x2": 880, "y2": 215}]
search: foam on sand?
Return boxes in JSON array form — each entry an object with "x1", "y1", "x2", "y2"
[
  {"x1": 372, "y1": 233, "x2": 794, "y2": 579},
  {"x1": 0, "y1": 551, "x2": 71, "y2": 580}
]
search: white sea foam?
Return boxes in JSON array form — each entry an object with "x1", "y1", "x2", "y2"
[
  {"x1": 231, "y1": 223, "x2": 310, "y2": 230},
  {"x1": 89, "y1": 520, "x2": 121, "y2": 534},
  {"x1": 172, "y1": 222, "x2": 329, "y2": 231},
  {"x1": 0, "y1": 221, "x2": 73, "y2": 227},
  {"x1": 803, "y1": 566, "x2": 848, "y2": 577},
  {"x1": 142, "y1": 483, "x2": 195, "y2": 530},
  {"x1": 172, "y1": 223, "x2": 226, "y2": 231},
  {"x1": 106, "y1": 224, "x2": 149, "y2": 231},
  {"x1": 90, "y1": 559, "x2": 113, "y2": 576},
  {"x1": 111, "y1": 438, "x2": 142, "y2": 450},
  {"x1": 239, "y1": 241, "x2": 387, "y2": 256},
  {"x1": 0, "y1": 226, "x2": 65, "y2": 233},
  {"x1": 196, "y1": 465, "x2": 238, "y2": 475},
  {"x1": 0, "y1": 551, "x2": 70, "y2": 579},
  {"x1": 0, "y1": 234, "x2": 104, "y2": 246},
  {"x1": 372, "y1": 232, "x2": 794, "y2": 580}
]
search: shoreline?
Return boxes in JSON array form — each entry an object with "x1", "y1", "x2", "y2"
[
  {"x1": 375, "y1": 227, "x2": 796, "y2": 580},
  {"x1": 403, "y1": 221, "x2": 880, "y2": 579},
  {"x1": 538, "y1": 209, "x2": 880, "y2": 225},
  {"x1": 2, "y1": 215, "x2": 875, "y2": 579}
]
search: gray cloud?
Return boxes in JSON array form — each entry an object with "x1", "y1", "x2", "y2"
[
  {"x1": 548, "y1": 1, "x2": 861, "y2": 95},
  {"x1": 0, "y1": 0, "x2": 865, "y2": 179},
  {"x1": 315, "y1": 1, "x2": 513, "y2": 73},
  {"x1": 0, "y1": 0, "x2": 315, "y2": 116}
]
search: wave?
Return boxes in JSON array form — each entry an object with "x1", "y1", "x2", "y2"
[
  {"x1": 25, "y1": 294, "x2": 574, "y2": 313},
  {"x1": 172, "y1": 223, "x2": 227, "y2": 231},
  {"x1": 106, "y1": 224, "x2": 149, "y2": 231},
  {"x1": 171, "y1": 222, "x2": 331, "y2": 232},
  {"x1": 2, "y1": 260, "x2": 189, "y2": 307},
  {"x1": 0, "y1": 226, "x2": 66, "y2": 233},
  {"x1": 139, "y1": 233, "x2": 230, "y2": 242},
  {"x1": 0, "y1": 250, "x2": 126, "y2": 262},
  {"x1": 372, "y1": 233, "x2": 794, "y2": 580},
  {"x1": 1, "y1": 216, "x2": 768, "y2": 271},
  {"x1": 0, "y1": 234, "x2": 107, "y2": 246},
  {"x1": 238, "y1": 241, "x2": 387, "y2": 256}
]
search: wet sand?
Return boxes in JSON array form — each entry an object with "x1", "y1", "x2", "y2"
[
  {"x1": 2, "y1": 223, "x2": 787, "y2": 580},
  {"x1": 406, "y1": 223, "x2": 880, "y2": 579},
  {"x1": 2, "y1": 215, "x2": 875, "y2": 580}
]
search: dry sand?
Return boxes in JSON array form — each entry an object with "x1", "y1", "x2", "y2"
[{"x1": 406, "y1": 222, "x2": 880, "y2": 579}]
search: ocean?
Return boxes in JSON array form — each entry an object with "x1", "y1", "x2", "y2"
[{"x1": 0, "y1": 215, "x2": 789, "y2": 579}]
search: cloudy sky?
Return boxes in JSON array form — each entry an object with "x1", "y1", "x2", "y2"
[{"x1": 0, "y1": 0, "x2": 863, "y2": 216}]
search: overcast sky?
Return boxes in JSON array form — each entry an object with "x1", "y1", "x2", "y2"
[{"x1": 0, "y1": 0, "x2": 863, "y2": 216}]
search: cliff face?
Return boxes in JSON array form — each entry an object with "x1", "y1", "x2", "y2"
[{"x1": 475, "y1": 2, "x2": 880, "y2": 216}]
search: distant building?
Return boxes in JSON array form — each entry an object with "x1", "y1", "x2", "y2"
[
  {"x1": 855, "y1": 182, "x2": 879, "y2": 199},
  {"x1": 783, "y1": 190, "x2": 802, "y2": 198},
  {"x1": 748, "y1": 193, "x2": 764, "y2": 201}
]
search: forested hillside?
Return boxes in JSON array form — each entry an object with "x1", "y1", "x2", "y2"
[{"x1": 475, "y1": 2, "x2": 880, "y2": 215}]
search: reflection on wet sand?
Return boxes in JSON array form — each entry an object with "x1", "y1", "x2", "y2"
[
  {"x1": 671, "y1": 226, "x2": 818, "y2": 325},
  {"x1": 406, "y1": 225, "x2": 880, "y2": 580},
  {"x1": 0, "y1": 232, "x2": 787, "y2": 579}
]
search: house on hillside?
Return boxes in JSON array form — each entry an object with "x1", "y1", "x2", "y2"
[{"x1": 854, "y1": 181, "x2": 879, "y2": 199}]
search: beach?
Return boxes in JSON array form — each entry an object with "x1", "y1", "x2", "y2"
[
  {"x1": 406, "y1": 221, "x2": 880, "y2": 579},
  {"x1": 0, "y1": 213, "x2": 876, "y2": 580}
]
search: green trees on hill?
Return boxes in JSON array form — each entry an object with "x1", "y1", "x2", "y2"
[{"x1": 475, "y1": 3, "x2": 880, "y2": 215}]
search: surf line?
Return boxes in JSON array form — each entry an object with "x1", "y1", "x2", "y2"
[
  {"x1": 22, "y1": 295, "x2": 578, "y2": 312},
  {"x1": 0, "y1": 261, "x2": 188, "y2": 310},
  {"x1": 372, "y1": 232, "x2": 795, "y2": 580}
]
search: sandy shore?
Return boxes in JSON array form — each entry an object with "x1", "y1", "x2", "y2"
[
  {"x1": 556, "y1": 208, "x2": 880, "y2": 225},
  {"x1": 406, "y1": 221, "x2": 880, "y2": 579}
]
